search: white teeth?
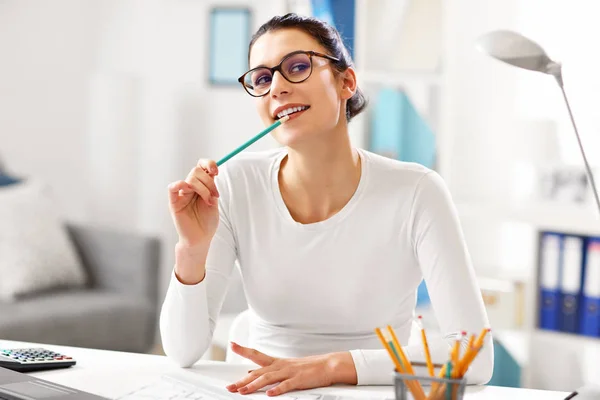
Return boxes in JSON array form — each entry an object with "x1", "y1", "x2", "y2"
[{"x1": 276, "y1": 106, "x2": 308, "y2": 119}]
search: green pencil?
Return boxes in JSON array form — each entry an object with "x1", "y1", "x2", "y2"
[{"x1": 217, "y1": 115, "x2": 290, "y2": 166}]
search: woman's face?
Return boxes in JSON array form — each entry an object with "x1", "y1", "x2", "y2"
[{"x1": 248, "y1": 28, "x2": 354, "y2": 147}]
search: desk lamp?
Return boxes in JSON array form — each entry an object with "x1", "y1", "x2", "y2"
[{"x1": 475, "y1": 30, "x2": 600, "y2": 215}]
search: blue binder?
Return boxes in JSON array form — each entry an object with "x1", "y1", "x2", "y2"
[
  {"x1": 539, "y1": 233, "x2": 562, "y2": 331},
  {"x1": 580, "y1": 238, "x2": 600, "y2": 337},
  {"x1": 558, "y1": 235, "x2": 583, "y2": 333},
  {"x1": 311, "y1": 0, "x2": 335, "y2": 26},
  {"x1": 311, "y1": 0, "x2": 356, "y2": 59}
]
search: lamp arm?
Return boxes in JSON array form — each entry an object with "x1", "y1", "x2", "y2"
[
  {"x1": 546, "y1": 61, "x2": 563, "y2": 87},
  {"x1": 554, "y1": 73, "x2": 600, "y2": 215}
]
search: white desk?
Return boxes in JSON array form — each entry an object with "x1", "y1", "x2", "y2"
[{"x1": 0, "y1": 340, "x2": 569, "y2": 400}]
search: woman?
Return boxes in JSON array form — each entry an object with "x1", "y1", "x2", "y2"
[{"x1": 160, "y1": 13, "x2": 493, "y2": 397}]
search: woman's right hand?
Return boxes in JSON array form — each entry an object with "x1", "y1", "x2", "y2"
[{"x1": 168, "y1": 159, "x2": 220, "y2": 248}]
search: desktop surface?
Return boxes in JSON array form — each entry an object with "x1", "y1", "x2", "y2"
[{"x1": 0, "y1": 340, "x2": 569, "y2": 400}]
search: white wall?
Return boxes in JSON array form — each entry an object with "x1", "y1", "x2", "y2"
[
  {"x1": 0, "y1": 0, "x2": 286, "y2": 317},
  {"x1": 441, "y1": 0, "x2": 522, "y2": 203},
  {"x1": 515, "y1": 0, "x2": 600, "y2": 166},
  {"x1": 0, "y1": 0, "x2": 105, "y2": 220}
]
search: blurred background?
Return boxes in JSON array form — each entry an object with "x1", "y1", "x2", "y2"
[{"x1": 1, "y1": 0, "x2": 599, "y2": 394}]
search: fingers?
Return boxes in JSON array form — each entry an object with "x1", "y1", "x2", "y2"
[
  {"x1": 226, "y1": 367, "x2": 267, "y2": 392},
  {"x1": 230, "y1": 342, "x2": 275, "y2": 367},
  {"x1": 191, "y1": 166, "x2": 220, "y2": 198},
  {"x1": 266, "y1": 378, "x2": 299, "y2": 396},
  {"x1": 167, "y1": 181, "x2": 194, "y2": 204},
  {"x1": 168, "y1": 158, "x2": 220, "y2": 208},
  {"x1": 199, "y1": 159, "x2": 218, "y2": 176},
  {"x1": 184, "y1": 167, "x2": 216, "y2": 206},
  {"x1": 237, "y1": 371, "x2": 287, "y2": 395}
]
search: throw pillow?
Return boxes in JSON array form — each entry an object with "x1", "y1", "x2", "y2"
[{"x1": 0, "y1": 180, "x2": 87, "y2": 301}]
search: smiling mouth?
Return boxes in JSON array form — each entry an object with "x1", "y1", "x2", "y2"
[{"x1": 275, "y1": 105, "x2": 310, "y2": 120}]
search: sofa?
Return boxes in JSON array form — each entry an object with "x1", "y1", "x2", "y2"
[{"x1": 0, "y1": 223, "x2": 161, "y2": 354}]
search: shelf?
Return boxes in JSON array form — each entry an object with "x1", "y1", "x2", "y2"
[
  {"x1": 511, "y1": 204, "x2": 600, "y2": 236},
  {"x1": 456, "y1": 202, "x2": 600, "y2": 236},
  {"x1": 493, "y1": 329, "x2": 531, "y2": 367},
  {"x1": 494, "y1": 328, "x2": 600, "y2": 389},
  {"x1": 534, "y1": 329, "x2": 600, "y2": 346}
]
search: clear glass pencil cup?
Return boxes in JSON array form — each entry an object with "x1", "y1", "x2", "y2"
[{"x1": 394, "y1": 372, "x2": 467, "y2": 400}]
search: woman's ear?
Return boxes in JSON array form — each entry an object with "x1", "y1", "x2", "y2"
[{"x1": 339, "y1": 67, "x2": 357, "y2": 100}]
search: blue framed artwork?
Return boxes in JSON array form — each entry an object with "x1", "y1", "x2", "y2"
[{"x1": 208, "y1": 7, "x2": 251, "y2": 85}]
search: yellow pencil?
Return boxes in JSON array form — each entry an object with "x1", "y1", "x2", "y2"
[
  {"x1": 386, "y1": 326, "x2": 426, "y2": 400},
  {"x1": 417, "y1": 316, "x2": 435, "y2": 377},
  {"x1": 375, "y1": 328, "x2": 424, "y2": 400},
  {"x1": 475, "y1": 328, "x2": 491, "y2": 348},
  {"x1": 429, "y1": 329, "x2": 490, "y2": 400},
  {"x1": 456, "y1": 329, "x2": 488, "y2": 375},
  {"x1": 428, "y1": 362, "x2": 448, "y2": 399},
  {"x1": 467, "y1": 333, "x2": 475, "y2": 349},
  {"x1": 451, "y1": 331, "x2": 466, "y2": 379},
  {"x1": 456, "y1": 332, "x2": 476, "y2": 376},
  {"x1": 386, "y1": 325, "x2": 415, "y2": 375},
  {"x1": 458, "y1": 328, "x2": 490, "y2": 375},
  {"x1": 375, "y1": 327, "x2": 405, "y2": 372}
]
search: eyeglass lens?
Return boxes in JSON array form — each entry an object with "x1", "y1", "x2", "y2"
[{"x1": 243, "y1": 53, "x2": 312, "y2": 96}]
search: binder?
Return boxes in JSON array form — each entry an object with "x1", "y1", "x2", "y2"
[
  {"x1": 580, "y1": 238, "x2": 600, "y2": 337},
  {"x1": 559, "y1": 235, "x2": 584, "y2": 333},
  {"x1": 539, "y1": 233, "x2": 562, "y2": 331}
]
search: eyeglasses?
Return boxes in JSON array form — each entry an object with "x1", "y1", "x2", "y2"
[{"x1": 238, "y1": 50, "x2": 340, "y2": 97}]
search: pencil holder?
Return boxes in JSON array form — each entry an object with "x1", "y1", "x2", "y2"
[{"x1": 394, "y1": 372, "x2": 467, "y2": 400}]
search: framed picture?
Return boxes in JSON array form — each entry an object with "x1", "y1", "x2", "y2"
[{"x1": 208, "y1": 7, "x2": 252, "y2": 85}]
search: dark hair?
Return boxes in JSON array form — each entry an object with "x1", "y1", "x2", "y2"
[{"x1": 248, "y1": 13, "x2": 367, "y2": 122}]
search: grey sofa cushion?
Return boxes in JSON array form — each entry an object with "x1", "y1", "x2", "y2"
[
  {"x1": 0, "y1": 290, "x2": 154, "y2": 353},
  {"x1": 0, "y1": 181, "x2": 87, "y2": 301}
]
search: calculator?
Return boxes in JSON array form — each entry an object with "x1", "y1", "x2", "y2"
[{"x1": 0, "y1": 348, "x2": 76, "y2": 372}]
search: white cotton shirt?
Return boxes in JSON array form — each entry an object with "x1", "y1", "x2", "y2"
[{"x1": 159, "y1": 148, "x2": 494, "y2": 385}]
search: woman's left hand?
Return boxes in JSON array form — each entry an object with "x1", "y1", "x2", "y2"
[{"x1": 225, "y1": 342, "x2": 358, "y2": 396}]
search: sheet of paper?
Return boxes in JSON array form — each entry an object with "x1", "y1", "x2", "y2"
[{"x1": 116, "y1": 373, "x2": 394, "y2": 400}]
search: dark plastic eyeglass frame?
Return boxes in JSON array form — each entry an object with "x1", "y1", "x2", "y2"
[{"x1": 237, "y1": 50, "x2": 340, "y2": 97}]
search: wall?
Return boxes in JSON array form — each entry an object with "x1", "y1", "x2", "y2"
[
  {"x1": 0, "y1": 0, "x2": 106, "y2": 220},
  {"x1": 0, "y1": 0, "x2": 286, "y2": 319},
  {"x1": 441, "y1": 0, "x2": 521, "y2": 203},
  {"x1": 515, "y1": 0, "x2": 600, "y2": 166}
]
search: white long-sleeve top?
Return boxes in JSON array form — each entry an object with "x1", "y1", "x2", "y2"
[{"x1": 160, "y1": 148, "x2": 494, "y2": 385}]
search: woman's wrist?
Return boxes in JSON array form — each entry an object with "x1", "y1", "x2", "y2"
[
  {"x1": 326, "y1": 352, "x2": 358, "y2": 385},
  {"x1": 174, "y1": 241, "x2": 210, "y2": 285}
]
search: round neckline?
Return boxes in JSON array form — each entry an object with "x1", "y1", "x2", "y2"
[{"x1": 270, "y1": 148, "x2": 369, "y2": 230}]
